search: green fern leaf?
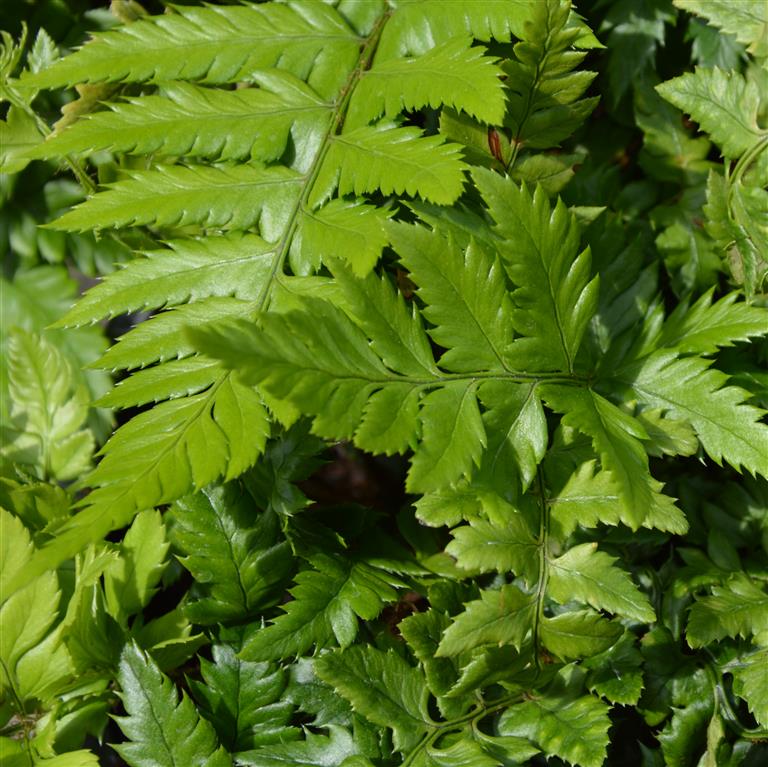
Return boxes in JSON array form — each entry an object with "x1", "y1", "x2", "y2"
[
  {"x1": 2, "y1": 329, "x2": 94, "y2": 481},
  {"x1": 656, "y1": 67, "x2": 768, "y2": 159},
  {"x1": 0, "y1": 746, "x2": 100, "y2": 767},
  {"x1": 398, "y1": 609, "x2": 462, "y2": 714},
  {"x1": 237, "y1": 726, "x2": 359, "y2": 766},
  {"x1": 50, "y1": 164, "x2": 302, "y2": 235},
  {"x1": 388, "y1": 223, "x2": 514, "y2": 373},
  {"x1": 548, "y1": 542, "x2": 655, "y2": 622},
  {"x1": 417, "y1": 739, "x2": 504, "y2": 767},
  {"x1": 540, "y1": 385, "x2": 661, "y2": 529},
  {"x1": 329, "y1": 261, "x2": 437, "y2": 377},
  {"x1": 314, "y1": 645, "x2": 430, "y2": 753},
  {"x1": 477, "y1": 381, "x2": 548, "y2": 491},
  {"x1": 115, "y1": 642, "x2": 231, "y2": 767},
  {"x1": 104, "y1": 510, "x2": 168, "y2": 624},
  {"x1": 240, "y1": 555, "x2": 401, "y2": 661},
  {"x1": 168, "y1": 484, "x2": 293, "y2": 624},
  {"x1": 541, "y1": 610, "x2": 623, "y2": 660},
  {"x1": 503, "y1": 0, "x2": 598, "y2": 150},
  {"x1": 446, "y1": 514, "x2": 538, "y2": 581},
  {"x1": 319, "y1": 125, "x2": 467, "y2": 206},
  {"x1": 294, "y1": 200, "x2": 392, "y2": 276},
  {"x1": 193, "y1": 285, "x2": 490, "y2": 477},
  {"x1": 376, "y1": 0, "x2": 535, "y2": 60},
  {"x1": 28, "y1": 74, "x2": 329, "y2": 163},
  {"x1": 189, "y1": 643, "x2": 296, "y2": 752},
  {"x1": 436, "y1": 584, "x2": 536, "y2": 656},
  {"x1": 407, "y1": 383, "x2": 486, "y2": 493},
  {"x1": 584, "y1": 633, "x2": 644, "y2": 705},
  {"x1": 547, "y1": 460, "x2": 688, "y2": 537},
  {"x1": 0, "y1": 539, "x2": 61, "y2": 702},
  {"x1": 190, "y1": 301, "x2": 391, "y2": 441},
  {"x1": 446, "y1": 646, "x2": 524, "y2": 701},
  {"x1": 383, "y1": 0, "x2": 602, "y2": 55},
  {"x1": 656, "y1": 289, "x2": 768, "y2": 354},
  {"x1": 498, "y1": 682, "x2": 611, "y2": 767},
  {"x1": 686, "y1": 576, "x2": 768, "y2": 647},
  {"x1": 353, "y1": 385, "x2": 422, "y2": 457},
  {"x1": 473, "y1": 170, "x2": 599, "y2": 373},
  {"x1": 97, "y1": 357, "x2": 222, "y2": 410},
  {"x1": 704, "y1": 170, "x2": 768, "y2": 295},
  {"x1": 0, "y1": 509, "x2": 36, "y2": 604},
  {"x1": 727, "y1": 180, "x2": 768, "y2": 294},
  {"x1": 23, "y1": 2, "x2": 360, "y2": 96},
  {"x1": 0, "y1": 105, "x2": 42, "y2": 173},
  {"x1": 674, "y1": 0, "x2": 768, "y2": 57},
  {"x1": 347, "y1": 37, "x2": 505, "y2": 129},
  {"x1": 622, "y1": 351, "x2": 768, "y2": 476},
  {"x1": 55, "y1": 236, "x2": 276, "y2": 328},
  {"x1": 95, "y1": 299, "x2": 248, "y2": 372},
  {"x1": 81, "y1": 375, "x2": 268, "y2": 522},
  {"x1": 730, "y1": 648, "x2": 768, "y2": 727}
]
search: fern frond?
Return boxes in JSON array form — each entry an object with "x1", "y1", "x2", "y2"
[
  {"x1": 29, "y1": 74, "x2": 330, "y2": 163},
  {"x1": 674, "y1": 0, "x2": 768, "y2": 57},
  {"x1": 240, "y1": 555, "x2": 402, "y2": 660},
  {"x1": 446, "y1": 507, "x2": 538, "y2": 580},
  {"x1": 686, "y1": 575, "x2": 768, "y2": 647},
  {"x1": 655, "y1": 289, "x2": 768, "y2": 354},
  {"x1": 169, "y1": 484, "x2": 293, "y2": 624},
  {"x1": 94, "y1": 299, "x2": 248, "y2": 371},
  {"x1": 51, "y1": 164, "x2": 302, "y2": 235},
  {"x1": 407, "y1": 382, "x2": 486, "y2": 492},
  {"x1": 115, "y1": 642, "x2": 231, "y2": 767},
  {"x1": 546, "y1": 460, "x2": 688, "y2": 537},
  {"x1": 81, "y1": 376, "x2": 269, "y2": 514},
  {"x1": 23, "y1": 1, "x2": 360, "y2": 96},
  {"x1": 498, "y1": 683, "x2": 611, "y2": 767},
  {"x1": 329, "y1": 261, "x2": 437, "y2": 378},
  {"x1": 237, "y1": 727, "x2": 358, "y2": 766},
  {"x1": 542, "y1": 611, "x2": 624, "y2": 662},
  {"x1": 657, "y1": 67, "x2": 767, "y2": 159},
  {"x1": 314, "y1": 645, "x2": 430, "y2": 753},
  {"x1": 436, "y1": 584, "x2": 536, "y2": 656},
  {"x1": 503, "y1": 0, "x2": 598, "y2": 150},
  {"x1": 540, "y1": 385, "x2": 669, "y2": 530},
  {"x1": 320, "y1": 124, "x2": 468, "y2": 206},
  {"x1": 189, "y1": 643, "x2": 296, "y2": 752},
  {"x1": 623, "y1": 351, "x2": 768, "y2": 477},
  {"x1": 24, "y1": 0, "x2": 607, "y2": 557},
  {"x1": 473, "y1": 169, "x2": 599, "y2": 373},
  {"x1": 54, "y1": 235, "x2": 276, "y2": 328},
  {"x1": 191, "y1": 298, "x2": 493, "y2": 491},
  {"x1": 104, "y1": 509, "x2": 169, "y2": 623},
  {"x1": 192, "y1": 300, "x2": 391, "y2": 438},
  {"x1": 477, "y1": 380, "x2": 548, "y2": 491},
  {"x1": 704, "y1": 170, "x2": 768, "y2": 296},
  {"x1": 293, "y1": 200, "x2": 391, "y2": 276},
  {"x1": 97, "y1": 358, "x2": 221, "y2": 409},
  {"x1": 2, "y1": 329, "x2": 94, "y2": 481},
  {"x1": 347, "y1": 37, "x2": 505, "y2": 129},
  {"x1": 388, "y1": 223, "x2": 514, "y2": 373},
  {"x1": 548, "y1": 542, "x2": 655, "y2": 622}
]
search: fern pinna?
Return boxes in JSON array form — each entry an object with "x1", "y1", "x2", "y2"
[{"x1": 10, "y1": 0, "x2": 768, "y2": 765}]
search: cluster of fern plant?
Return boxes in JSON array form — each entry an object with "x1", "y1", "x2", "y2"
[{"x1": 1, "y1": 0, "x2": 768, "y2": 764}]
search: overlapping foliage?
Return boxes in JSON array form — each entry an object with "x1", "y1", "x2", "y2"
[{"x1": 1, "y1": 0, "x2": 767, "y2": 765}]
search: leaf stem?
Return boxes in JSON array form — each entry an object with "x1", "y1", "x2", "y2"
[
  {"x1": 401, "y1": 692, "x2": 526, "y2": 765},
  {"x1": 255, "y1": 6, "x2": 392, "y2": 312},
  {"x1": 702, "y1": 650, "x2": 768, "y2": 741}
]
